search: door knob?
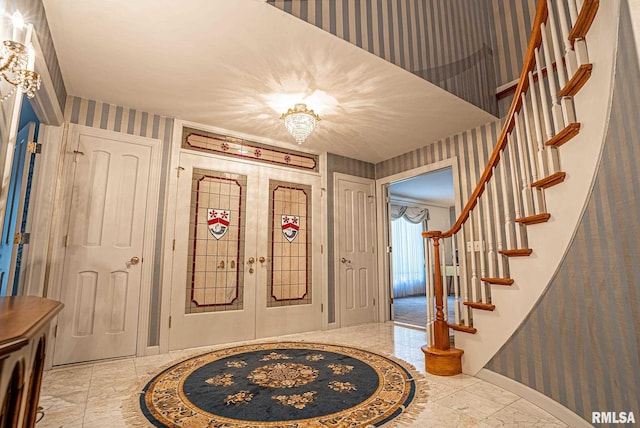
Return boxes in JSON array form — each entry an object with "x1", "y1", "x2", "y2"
[
  {"x1": 247, "y1": 257, "x2": 255, "y2": 265},
  {"x1": 130, "y1": 256, "x2": 140, "y2": 265},
  {"x1": 259, "y1": 256, "x2": 266, "y2": 263},
  {"x1": 340, "y1": 257, "x2": 351, "y2": 264}
]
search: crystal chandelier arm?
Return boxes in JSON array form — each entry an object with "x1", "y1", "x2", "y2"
[
  {"x1": 0, "y1": 53, "x2": 18, "y2": 72},
  {"x1": 2, "y1": 71, "x2": 21, "y2": 86}
]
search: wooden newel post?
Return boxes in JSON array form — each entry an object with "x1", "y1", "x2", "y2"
[
  {"x1": 421, "y1": 230, "x2": 464, "y2": 376},
  {"x1": 431, "y1": 235, "x2": 450, "y2": 351}
]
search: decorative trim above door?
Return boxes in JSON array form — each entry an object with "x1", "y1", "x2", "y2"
[{"x1": 182, "y1": 127, "x2": 319, "y2": 172}]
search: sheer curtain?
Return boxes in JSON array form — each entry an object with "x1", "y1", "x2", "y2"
[{"x1": 391, "y1": 204, "x2": 429, "y2": 298}]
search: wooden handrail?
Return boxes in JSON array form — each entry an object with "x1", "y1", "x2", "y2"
[
  {"x1": 496, "y1": 60, "x2": 560, "y2": 100},
  {"x1": 423, "y1": 0, "x2": 548, "y2": 241},
  {"x1": 421, "y1": 1, "x2": 550, "y2": 373}
]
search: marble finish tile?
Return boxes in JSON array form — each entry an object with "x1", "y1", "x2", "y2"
[
  {"x1": 408, "y1": 400, "x2": 484, "y2": 427},
  {"x1": 435, "y1": 389, "x2": 509, "y2": 419},
  {"x1": 465, "y1": 379, "x2": 520, "y2": 406},
  {"x1": 38, "y1": 323, "x2": 568, "y2": 428},
  {"x1": 478, "y1": 399, "x2": 568, "y2": 427},
  {"x1": 83, "y1": 397, "x2": 130, "y2": 423},
  {"x1": 37, "y1": 393, "x2": 86, "y2": 427}
]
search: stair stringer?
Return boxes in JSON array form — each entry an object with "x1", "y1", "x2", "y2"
[{"x1": 455, "y1": 0, "x2": 621, "y2": 376}]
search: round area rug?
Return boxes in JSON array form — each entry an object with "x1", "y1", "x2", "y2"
[{"x1": 140, "y1": 342, "x2": 425, "y2": 427}]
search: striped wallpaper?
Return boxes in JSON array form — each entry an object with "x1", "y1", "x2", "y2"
[
  {"x1": 268, "y1": 0, "x2": 499, "y2": 115},
  {"x1": 486, "y1": 5, "x2": 640, "y2": 424},
  {"x1": 326, "y1": 153, "x2": 375, "y2": 323},
  {"x1": 375, "y1": 119, "x2": 502, "y2": 207},
  {"x1": 6, "y1": 0, "x2": 67, "y2": 112},
  {"x1": 65, "y1": 96, "x2": 174, "y2": 347},
  {"x1": 492, "y1": 0, "x2": 537, "y2": 85}
]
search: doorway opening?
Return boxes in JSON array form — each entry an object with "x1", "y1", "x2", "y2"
[{"x1": 388, "y1": 167, "x2": 456, "y2": 328}]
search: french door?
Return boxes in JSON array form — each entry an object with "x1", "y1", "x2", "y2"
[{"x1": 168, "y1": 152, "x2": 322, "y2": 350}]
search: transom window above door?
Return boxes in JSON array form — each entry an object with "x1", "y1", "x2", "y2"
[{"x1": 182, "y1": 127, "x2": 319, "y2": 172}]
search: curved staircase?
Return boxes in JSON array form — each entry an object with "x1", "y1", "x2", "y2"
[{"x1": 420, "y1": 0, "x2": 625, "y2": 375}]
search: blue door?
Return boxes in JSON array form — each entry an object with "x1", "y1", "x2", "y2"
[
  {"x1": 0, "y1": 123, "x2": 32, "y2": 295},
  {"x1": 0, "y1": 96, "x2": 39, "y2": 296}
]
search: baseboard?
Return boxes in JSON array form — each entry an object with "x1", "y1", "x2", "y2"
[
  {"x1": 476, "y1": 369, "x2": 591, "y2": 427},
  {"x1": 142, "y1": 345, "x2": 161, "y2": 357},
  {"x1": 327, "y1": 322, "x2": 339, "y2": 330}
]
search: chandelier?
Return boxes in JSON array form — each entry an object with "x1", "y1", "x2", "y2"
[
  {"x1": 0, "y1": 12, "x2": 41, "y2": 102},
  {"x1": 280, "y1": 103, "x2": 320, "y2": 144}
]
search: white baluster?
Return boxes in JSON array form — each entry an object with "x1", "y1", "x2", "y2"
[
  {"x1": 556, "y1": 0, "x2": 578, "y2": 77},
  {"x1": 513, "y1": 105, "x2": 535, "y2": 216},
  {"x1": 456, "y1": 228, "x2": 470, "y2": 325},
  {"x1": 568, "y1": 0, "x2": 579, "y2": 27},
  {"x1": 491, "y1": 164, "x2": 506, "y2": 278},
  {"x1": 519, "y1": 94, "x2": 544, "y2": 214},
  {"x1": 535, "y1": 46, "x2": 561, "y2": 174},
  {"x1": 571, "y1": 2, "x2": 589, "y2": 65},
  {"x1": 541, "y1": 22, "x2": 565, "y2": 132},
  {"x1": 484, "y1": 182, "x2": 496, "y2": 281},
  {"x1": 451, "y1": 235, "x2": 461, "y2": 325},
  {"x1": 500, "y1": 143, "x2": 515, "y2": 255},
  {"x1": 476, "y1": 200, "x2": 487, "y2": 304},
  {"x1": 507, "y1": 133, "x2": 526, "y2": 249},
  {"x1": 468, "y1": 208, "x2": 478, "y2": 303},
  {"x1": 547, "y1": 0, "x2": 568, "y2": 89},
  {"x1": 528, "y1": 69, "x2": 550, "y2": 183}
]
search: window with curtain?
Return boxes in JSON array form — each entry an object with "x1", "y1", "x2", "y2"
[{"x1": 391, "y1": 204, "x2": 429, "y2": 298}]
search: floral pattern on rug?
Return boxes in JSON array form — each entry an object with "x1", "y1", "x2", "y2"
[{"x1": 140, "y1": 342, "x2": 421, "y2": 427}]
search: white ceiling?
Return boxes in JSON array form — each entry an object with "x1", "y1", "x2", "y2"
[
  {"x1": 390, "y1": 167, "x2": 454, "y2": 207},
  {"x1": 42, "y1": 0, "x2": 496, "y2": 163}
]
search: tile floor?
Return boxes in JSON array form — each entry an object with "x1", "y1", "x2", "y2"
[{"x1": 37, "y1": 323, "x2": 567, "y2": 427}]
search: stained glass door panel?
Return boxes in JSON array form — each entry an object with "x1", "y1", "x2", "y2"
[
  {"x1": 268, "y1": 181, "x2": 312, "y2": 306},
  {"x1": 169, "y1": 154, "x2": 258, "y2": 350},
  {"x1": 254, "y1": 171, "x2": 322, "y2": 338},
  {"x1": 186, "y1": 169, "x2": 246, "y2": 312}
]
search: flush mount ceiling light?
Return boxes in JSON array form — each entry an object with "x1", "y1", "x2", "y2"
[
  {"x1": 280, "y1": 103, "x2": 320, "y2": 144},
  {"x1": 0, "y1": 11, "x2": 41, "y2": 102}
]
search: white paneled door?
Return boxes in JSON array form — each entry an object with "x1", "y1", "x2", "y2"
[
  {"x1": 335, "y1": 174, "x2": 377, "y2": 326},
  {"x1": 168, "y1": 153, "x2": 322, "y2": 350},
  {"x1": 53, "y1": 126, "x2": 159, "y2": 365}
]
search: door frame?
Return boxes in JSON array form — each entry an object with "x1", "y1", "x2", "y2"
[
  {"x1": 158, "y1": 120, "x2": 327, "y2": 355},
  {"x1": 332, "y1": 172, "x2": 377, "y2": 328},
  {"x1": 375, "y1": 157, "x2": 461, "y2": 323},
  {"x1": 46, "y1": 124, "x2": 162, "y2": 362}
]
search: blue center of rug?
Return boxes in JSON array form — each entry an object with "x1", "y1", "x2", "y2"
[{"x1": 182, "y1": 348, "x2": 380, "y2": 421}]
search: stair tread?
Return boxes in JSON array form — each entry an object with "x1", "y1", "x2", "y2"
[
  {"x1": 533, "y1": 172, "x2": 567, "y2": 189},
  {"x1": 569, "y1": 0, "x2": 599, "y2": 42},
  {"x1": 559, "y1": 64, "x2": 592, "y2": 97},
  {"x1": 463, "y1": 301, "x2": 496, "y2": 311},
  {"x1": 500, "y1": 248, "x2": 533, "y2": 257},
  {"x1": 545, "y1": 123, "x2": 580, "y2": 147},
  {"x1": 481, "y1": 277, "x2": 514, "y2": 286},
  {"x1": 449, "y1": 323, "x2": 477, "y2": 334},
  {"x1": 516, "y1": 213, "x2": 551, "y2": 225}
]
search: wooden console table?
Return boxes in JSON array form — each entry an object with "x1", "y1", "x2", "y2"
[{"x1": 0, "y1": 296, "x2": 63, "y2": 427}]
